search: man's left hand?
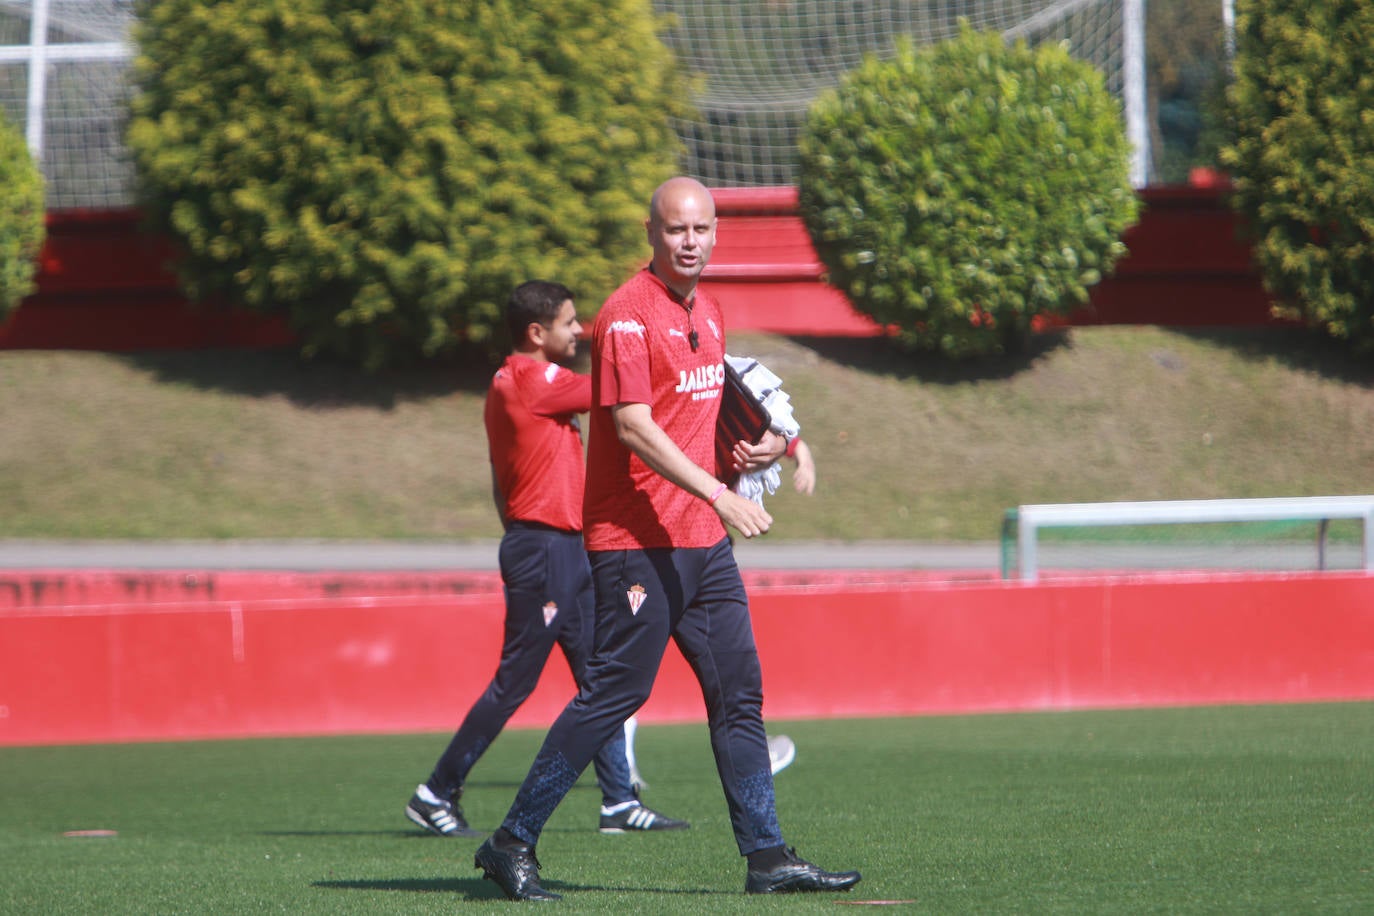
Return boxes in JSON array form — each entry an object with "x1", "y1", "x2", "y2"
[{"x1": 731, "y1": 430, "x2": 786, "y2": 473}]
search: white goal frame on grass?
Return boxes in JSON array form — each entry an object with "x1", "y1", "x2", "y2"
[{"x1": 1008, "y1": 495, "x2": 1374, "y2": 582}]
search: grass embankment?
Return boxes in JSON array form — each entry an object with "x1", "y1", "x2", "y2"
[{"x1": 3, "y1": 325, "x2": 1373, "y2": 541}]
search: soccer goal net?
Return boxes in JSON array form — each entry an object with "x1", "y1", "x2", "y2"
[
  {"x1": 0, "y1": 0, "x2": 134, "y2": 210},
  {"x1": 0, "y1": 0, "x2": 1136, "y2": 210},
  {"x1": 657, "y1": 0, "x2": 1133, "y2": 187}
]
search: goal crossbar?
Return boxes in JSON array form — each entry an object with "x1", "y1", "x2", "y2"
[{"x1": 1006, "y1": 495, "x2": 1374, "y2": 580}]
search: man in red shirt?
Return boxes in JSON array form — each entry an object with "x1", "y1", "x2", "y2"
[
  {"x1": 404, "y1": 280, "x2": 686, "y2": 838},
  {"x1": 474, "y1": 180, "x2": 862, "y2": 900}
]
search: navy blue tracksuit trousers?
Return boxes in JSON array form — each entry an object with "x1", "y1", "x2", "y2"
[
  {"x1": 428, "y1": 523, "x2": 632, "y2": 807},
  {"x1": 501, "y1": 536, "x2": 782, "y2": 855}
]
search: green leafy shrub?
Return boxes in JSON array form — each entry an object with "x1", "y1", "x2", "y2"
[
  {"x1": 797, "y1": 27, "x2": 1139, "y2": 357},
  {"x1": 0, "y1": 110, "x2": 45, "y2": 321},
  {"x1": 1221, "y1": 0, "x2": 1374, "y2": 350},
  {"x1": 127, "y1": 0, "x2": 686, "y2": 368}
]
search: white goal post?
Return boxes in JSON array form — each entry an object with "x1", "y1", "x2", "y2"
[
  {"x1": 1008, "y1": 496, "x2": 1374, "y2": 581},
  {"x1": 0, "y1": 0, "x2": 135, "y2": 209},
  {"x1": 0, "y1": 3, "x2": 128, "y2": 156}
]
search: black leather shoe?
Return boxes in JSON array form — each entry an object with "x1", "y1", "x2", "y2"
[
  {"x1": 474, "y1": 837, "x2": 561, "y2": 901},
  {"x1": 745, "y1": 846, "x2": 862, "y2": 894}
]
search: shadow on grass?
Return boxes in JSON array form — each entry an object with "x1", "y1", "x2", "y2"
[
  {"x1": 114, "y1": 344, "x2": 505, "y2": 408},
  {"x1": 1171, "y1": 325, "x2": 1374, "y2": 387},
  {"x1": 312, "y1": 876, "x2": 724, "y2": 899},
  {"x1": 260, "y1": 830, "x2": 463, "y2": 839},
  {"x1": 313, "y1": 876, "x2": 496, "y2": 898},
  {"x1": 790, "y1": 324, "x2": 1374, "y2": 388},
  {"x1": 785, "y1": 328, "x2": 1073, "y2": 383}
]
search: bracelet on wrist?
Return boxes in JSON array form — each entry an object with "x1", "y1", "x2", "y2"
[{"x1": 707, "y1": 482, "x2": 728, "y2": 505}]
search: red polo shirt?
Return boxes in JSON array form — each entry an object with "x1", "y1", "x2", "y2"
[
  {"x1": 584, "y1": 269, "x2": 729, "y2": 550},
  {"x1": 485, "y1": 353, "x2": 591, "y2": 532}
]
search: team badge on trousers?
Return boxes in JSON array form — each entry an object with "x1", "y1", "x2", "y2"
[
  {"x1": 626, "y1": 584, "x2": 647, "y2": 616},
  {"x1": 542, "y1": 602, "x2": 558, "y2": 627}
]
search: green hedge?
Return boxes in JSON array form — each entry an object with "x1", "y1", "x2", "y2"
[
  {"x1": 127, "y1": 0, "x2": 686, "y2": 368},
  {"x1": 1221, "y1": 0, "x2": 1374, "y2": 351},
  {"x1": 797, "y1": 27, "x2": 1138, "y2": 357},
  {"x1": 0, "y1": 110, "x2": 45, "y2": 321}
]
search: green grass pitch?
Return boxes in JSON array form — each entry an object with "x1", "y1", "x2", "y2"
[{"x1": 2, "y1": 704, "x2": 1371, "y2": 913}]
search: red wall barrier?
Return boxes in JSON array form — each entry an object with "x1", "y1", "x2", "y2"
[
  {"x1": 0, "y1": 185, "x2": 1282, "y2": 351},
  {"x1": 701, "y1": 184, "x2": 1286, "y2": 334},
  {"x1": 2, "y1": 570, "x2": 1371, "y2": 747},
  {"x1": 0, "y1": 209, "x2": 295, "y2": 351},
  {"x1": 0, "y1": 569, "x2": 507, "y2": 608},
  {"x1": 0, "y1": 567, "x2": 962, "y2": 610}
]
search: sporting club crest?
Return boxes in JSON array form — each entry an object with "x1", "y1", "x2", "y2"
[{"x1": 626, "y1": 584, "x2": 648, "y2": 616}]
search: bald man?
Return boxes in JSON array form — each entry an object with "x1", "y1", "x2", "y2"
[{"x1": 473, "y1": 178, "x2": 862, "y2": 900}]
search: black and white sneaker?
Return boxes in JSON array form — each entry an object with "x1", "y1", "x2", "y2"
[
  {"x1": 598, "y1": 801, "x2": 690, "y2": 834},
  {"x1": 405, "y1": 784, "x2": 480, "y2": 837}
]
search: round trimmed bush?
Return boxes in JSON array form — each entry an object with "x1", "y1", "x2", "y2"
[
  {"x1": 1221, "y1": 0, "x2": 1374, "y2": 350},
  {"x1": 0, "y1": 110, "x2": 45, "y2": 321},
  {"x1": 127, "y1": 0, "x2": 687, "y2": 368},
  {"x1": 797, "y1": 27, "x2": 1139, "y2": 357}
]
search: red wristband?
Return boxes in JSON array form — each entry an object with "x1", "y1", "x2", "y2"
[{"x1": 707, "y1": 482, "x2": 728, "y2": 505}]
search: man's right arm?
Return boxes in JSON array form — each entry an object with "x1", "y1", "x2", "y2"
[
  {"x1": 612, "y1": 402, "x2": 772, "y2": 539},
  {"x1": 528, "y1": 369, "x2": 592, "y2": 417}
]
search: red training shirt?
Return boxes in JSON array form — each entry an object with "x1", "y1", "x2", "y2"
[
  {"x1": 583, "y1": 269, "x2": 729, "y2": 550},
  {"x1": 484, "y1": 353, "x2": 591, "y2": 532}
]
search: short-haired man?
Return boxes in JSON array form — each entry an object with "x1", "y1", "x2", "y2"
[
  {"x1": 404, "y1": 280, "x2": 687, "y2": 838},
  {"x1": 473, "y1": 180, "x2": 862, "y2": 900}
]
